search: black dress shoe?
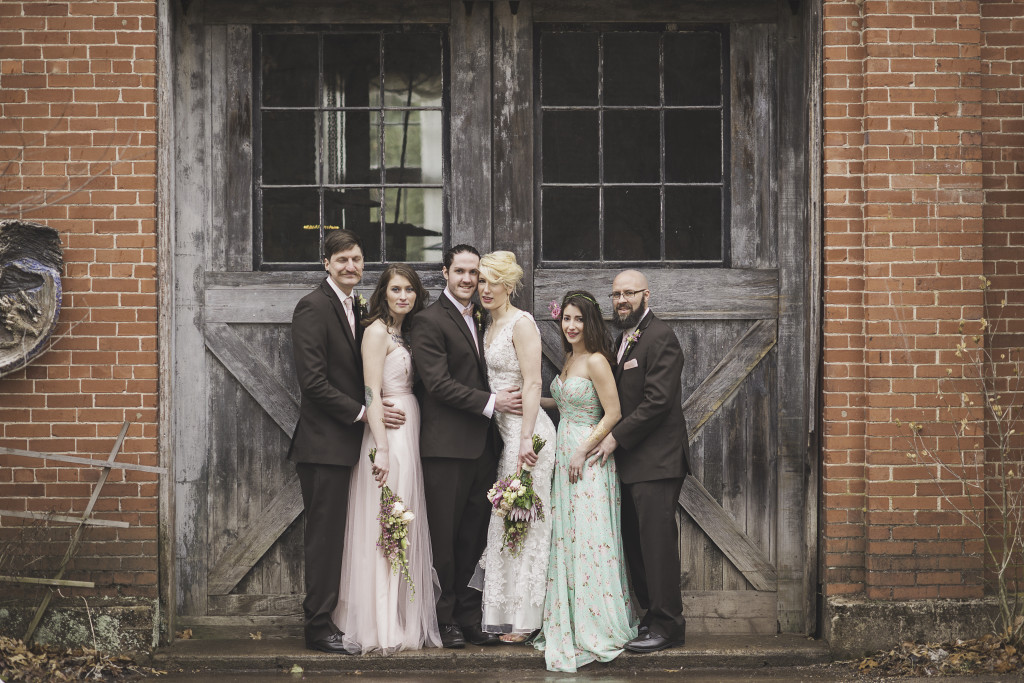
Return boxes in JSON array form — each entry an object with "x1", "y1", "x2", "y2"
[
  {"x1": 624, "y1": 631, "x2": 683, "y2": 653},
  {"x1": 463, "y1": 624, "x2": 500, "y2": 646},
  {"x1": 306, "y1": 632, "x2": 355, "y2": 654},
  {"x1": 440, "y1": 623, "x2": 466, "y2": 649}
]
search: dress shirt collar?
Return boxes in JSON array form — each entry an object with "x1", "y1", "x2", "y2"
[
  {"x1": 325, "y1": 276, "x2": 354, "y2": 306},
  {"x1": 443, "y1": 287, "x2": 473, "y2": 315}
]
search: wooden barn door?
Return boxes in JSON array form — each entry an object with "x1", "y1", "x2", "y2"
[
  {"x1": 167, "y1": 0, "x2": 818, "y2": 636},
  {"x1": 491, "y1": 0, "x2": 817, "y2": 635}
]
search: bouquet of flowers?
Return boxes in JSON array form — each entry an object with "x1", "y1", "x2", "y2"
[
  {"x1": 369, "y1": 447, "x2": 416, "y2": 597},
  {"x1": 485, "y1": 434, "x2": 547, "y2": 557}
]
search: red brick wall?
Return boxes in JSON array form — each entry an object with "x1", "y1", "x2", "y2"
[
  {"x1": 0, "y1": 0, "x2": 159, "y2": 599},
  {"x1": 823, "y1": 0, "x2": 1024, "y2": 602}
]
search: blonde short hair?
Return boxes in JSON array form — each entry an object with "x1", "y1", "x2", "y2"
[{"x1": 479, "y1": 250, "x2": 524, "y2": 297}]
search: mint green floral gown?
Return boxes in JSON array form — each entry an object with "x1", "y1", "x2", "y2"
[{"x1": 533, "y1": 376, "x2": 637, "y2": 673}]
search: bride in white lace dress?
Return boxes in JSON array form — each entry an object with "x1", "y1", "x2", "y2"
[{"x1": 470, "y1": 251, "x2": 557, "y2": 641}]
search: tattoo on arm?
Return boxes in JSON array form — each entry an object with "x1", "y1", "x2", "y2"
[{"x1": 364, "y1": 385, "x2": 373, "y2": 408}]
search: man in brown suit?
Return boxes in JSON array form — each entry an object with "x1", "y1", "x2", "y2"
[
  {"x1": 409, "y1": 244, "x2": 521, "y2": 648},
  {"x1": 287, "y1": 229, "x2": 404, "y2": 653},
  {"x1": 591, "y1": 269, "x2": 690, "y2": 653}
]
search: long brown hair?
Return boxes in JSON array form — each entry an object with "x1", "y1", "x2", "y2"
[
  {"x1": 362, "y1": 263, "x2": 429, "y2": 329},
  {"x1": 559, "y1": 290, "x2": 614, "y2": 365}
]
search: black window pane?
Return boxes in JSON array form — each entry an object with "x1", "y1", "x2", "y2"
[
  {"x1": 541, "y1": 32, "x2": 599, "y2": 106},
  {"x1": 384, "y1": 33, "x2": 442, "y2": 109},
  {"x1": 262, "y1": 110, "x2": 316, "y2": 185},
  {"x1": 323, "y1": 34, "x2": 380, "y2": 109},
  {"x1": 325, "y1": 188, "x2": 381, "y2": 262},
  {"x1": 665, "y1": 109, "x2": 721, "y2": 183},
  {"x1": 542, "y1": 187, "x2": 599, "y2": 260},
  {"x1": 382, "y1": 187, "x2": 443, "y2": 262},
  {"x1": 665, "y1": 32, "x2": 721, "y2": 106},
  {"x1": 542, "y1": 111, "x2": 598, "y2": 183},
  {"x1": 665, "y1": 186, "x2": 722, "y2": 260},
  {"x1": 261, "y1": 34, "x2": 317, "y2": 107},
  {"x1": 604, "y1": 186, "x2": 660, "y2": 260},
  {"x1": 262, "y1": 188, "x2": 321, "y2": 263},
  {"x1": 604, "y1": 110, "x2": 660, "y2": 183},
  {"x1": 321, "y1": 111, "x2": 378, "y2": 185},
  {"x1": 604, "y1": 32, "x2": 660, "y2": 106}
]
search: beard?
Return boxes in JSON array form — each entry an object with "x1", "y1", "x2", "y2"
[{"x1": 611, "y1": 298, "x2": 647, "y2": 330}]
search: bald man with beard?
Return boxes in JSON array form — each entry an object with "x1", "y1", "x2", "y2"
[{"x1": 589, "y1": 269, "x2": 690, "y2": 653}]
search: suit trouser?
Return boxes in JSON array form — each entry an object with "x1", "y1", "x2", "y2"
[
  {"x1": 296, "y1": 462, "x2": 351, "y2": 641},
  {"x1": 422, "y1": 454, "x2": 498, "y2": 627},
  {"x1": 621, "y1": 476, "x2": 686, "y2": 641}
]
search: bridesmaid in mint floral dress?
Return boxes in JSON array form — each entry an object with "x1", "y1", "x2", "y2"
[{"x1": 534, "y1": 291, "x2": 637, "y2": 672}]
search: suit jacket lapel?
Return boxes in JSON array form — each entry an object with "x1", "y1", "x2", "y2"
[
  {"x1": 322, "y1": 280, "x2": 358, "y2": 355},
  {"x1": 617, "y1": 311, "x2": 655, "y2": 373}
]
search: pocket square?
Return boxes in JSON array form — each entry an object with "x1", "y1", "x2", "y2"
[{"x1": 623, "y1": 358, "x2": 638, "y2": 370}]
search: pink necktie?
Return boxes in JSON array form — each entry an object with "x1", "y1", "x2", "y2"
[
  {"x1": 343, "y1": 296, "x2": 356, "y2": 337},
  {"x1": 617, "y1": 333, "x2": 630, "y2": 363}
]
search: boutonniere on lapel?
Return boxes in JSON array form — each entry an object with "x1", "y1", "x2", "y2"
[
  {"x1": 357, "y1": 294, "x2": 369, "y2": 318},
  {"x1": 474, "y1": 308, "x2": 483, "y2": 333},
  {"x1": 623, "y1": 328, "x2": 643, "y2": 359}
]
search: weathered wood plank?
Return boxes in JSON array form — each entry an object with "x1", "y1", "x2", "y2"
[
  {"x1": 156, "y1": 0, "x2": 177, "y2": 639},
  {"x1": 774, "y1": 0, "x2": 813, "y2": 634},
  {"x1": 207, "y1": 475, "x2": 303, "y2": 595},
  {"x1": 534, "y1": 0, "x2": 778, "y2": 23},
  {"x1": 204, "y1": 0, "x2": 450, "y2": 24},
  {"x1": 533, "y1": 269, "x2": 778, "y2": 320},
  {"x1": 172, "y1": 0, "x2": 213, "y2": 618},
  {"x1": 804, "y1": 0, "x2": 824, "y2": 636},
  {"x1": 204, "y1": 269, "x2": 448, "y2": 289},
  {"x1": 682, "y1": 319, "x2": 777, "y2": 440},
  {"x1": 730, "y1": 23, "x2": 777, "y2": 270},
  {"x1": 176, "y1": 615, "x2": 302, "y2": 627},
  {"x1": 682, "y1": 590, "x2": 777, "y2": 619},
  {"x1": 0, "y1": 575, "x2": 96, "y2": 589},
  {"x1": 538, "y1": 319, "x2": 565, "y2": 369},
  {"x1": 0, "y1": 510, "x2": 130, "y2": 529},
  {"x1": 222, "y1": 24, "x2": 253, "y2": 271},
  {"x1": 203, "y1": 323, "x2": 300, "y2": 435},
  {"x1": 450, "y1": 0, "x2": 492, "y2": 250},
  {"x1": 0, "y1": 447, "x2": 166, "y2": 474},
  {"x1": 492, "y1": 1, "x2": 535, "y2": 312},
  {"x1": 208, "y1": 593, "x2": 302, "y2": 616},
  {"x1": 205, "y1": 284, "x2": 447, "y2": 324},
  {"x1": 685, "y1": 617, "x2": 778, "y2": 635},
  {"x1": 679, "y1": 475, "x2": 777, "y2": 592}
]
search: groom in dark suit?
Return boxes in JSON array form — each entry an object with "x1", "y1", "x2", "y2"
[
  {"x1": 287, "y1": 229, "x2": 405, "y2": 653},
  {"x1": 410, "y1": 244, "x2": 521, "y2": 649},
  {"x1": 590, "y1": 269, "x2": 690, "y2": 653}
]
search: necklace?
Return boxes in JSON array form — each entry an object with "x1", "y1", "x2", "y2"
[{"x1": 561, "y1": 352, "x2": 584, "y2": 381}]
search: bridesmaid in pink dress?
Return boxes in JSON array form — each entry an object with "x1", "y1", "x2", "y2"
[{"x1": 332, "y1": 263, "x2": 441, "y2": 654}]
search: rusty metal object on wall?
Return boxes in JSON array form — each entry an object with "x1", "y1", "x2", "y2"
[{"x1": 0, "y1": 221, "x2": 63, "y2": 377}]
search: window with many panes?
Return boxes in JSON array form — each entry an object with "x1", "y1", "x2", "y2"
[
  {"x1": 537, "y1": 25, "x2": 728, "y2": 265},
  {"x1": 255, "y1": 27, "x2": 448, "y2": 268}
]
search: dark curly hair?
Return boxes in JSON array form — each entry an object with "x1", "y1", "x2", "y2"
[{"x1": 559, "y1": 290, "x2": 613, "y2": 365}]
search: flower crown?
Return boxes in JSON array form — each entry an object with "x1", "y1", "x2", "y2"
[{"x1": 549, "y1": 294, "x2": 601, "y2": 319}]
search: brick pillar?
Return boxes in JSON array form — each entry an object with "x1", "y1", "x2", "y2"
[{"x1": 823, "y1": 0, "x2": 987, "y2": 601}]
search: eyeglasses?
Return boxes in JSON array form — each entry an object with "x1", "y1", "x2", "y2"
[{"x1": 609, "y1": 289, "x2": 647, "y2": 301}]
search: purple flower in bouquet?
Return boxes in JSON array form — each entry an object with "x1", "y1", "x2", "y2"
[
  {"x1": 485, "y1": 434, "x2": 547, "y2": 557},
  {"x1": 369, "y1": 448, "x2": 416, "y2": 598}
]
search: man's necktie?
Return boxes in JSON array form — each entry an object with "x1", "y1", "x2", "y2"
[{"x1": 343, "y1": 296, "x2": 356, "y2": 337}]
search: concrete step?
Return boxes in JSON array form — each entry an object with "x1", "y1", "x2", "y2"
[{"x1": 150, "y1": 634, "x2": 830, "y2": 674}]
